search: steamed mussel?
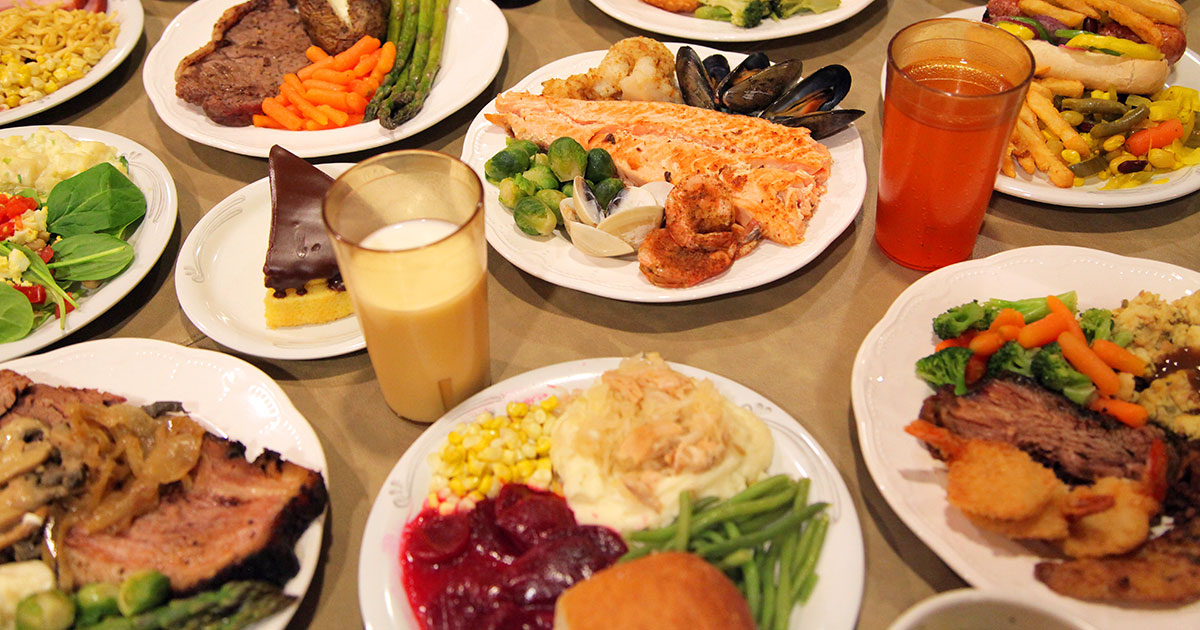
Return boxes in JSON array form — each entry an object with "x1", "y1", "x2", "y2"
[{"x1": 675, "y1": 46, "x2": 864, "y2": 140}]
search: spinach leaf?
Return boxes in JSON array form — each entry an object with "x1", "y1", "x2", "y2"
[
  {"x1": 0, "y1": 242, "x2": 74, "y2": 328},
  {"x1": 0, "y1": 284, "x2": 34, "y2": 342},
  {"x1": 46, "y1": 163, "x2": 146, "y2": 238},
  {"x1": 46, "y1": 233, "x2": 134, "y2": 281}
]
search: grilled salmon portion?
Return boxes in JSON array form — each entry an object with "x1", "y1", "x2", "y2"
[{"x1": 486, "y1": 92, "x2": 833, "y2": 246}]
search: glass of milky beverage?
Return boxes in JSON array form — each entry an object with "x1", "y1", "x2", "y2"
[
  {"x1": 324, "y1": 151, "x2": 489, "y2": 423},
  {"x1": 875, "y1": 19, "x2": 1034, "y2": 271}
]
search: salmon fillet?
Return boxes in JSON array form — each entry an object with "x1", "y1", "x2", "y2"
[{"x1": 486, "y1": 92, "x2": 832, "y2": 245}]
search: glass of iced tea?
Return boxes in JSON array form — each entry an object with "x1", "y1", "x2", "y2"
[
  {"x1": 875, "y1": 18, "x2": 1034, "y2": 271},
  {"x1": 324, "y1": 151, "x2": 489, "y2": 423}
]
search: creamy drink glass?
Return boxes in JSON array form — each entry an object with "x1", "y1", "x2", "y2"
[{"x1": 324, "y1": 151, "x2": 488, "y2": 423}]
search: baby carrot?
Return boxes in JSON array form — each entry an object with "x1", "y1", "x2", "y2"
[
  {"x1": 1091, "y1": 339, "x2": 1149, "y2": 376},
  {"x1": 373, "y1": 41, "x2": 395, "y2": 76},
  {"x1": 331, "y1": 36, "x2": 380, "y2": 72},
  {"x1": 346, "y1": 91, "x2": 368, "y2": 115},
  {"x1": 1046, "y1": 295, "x2": 1085, "y2": 342},
  {"x1": 260, "y1": 97, "x2": 302, "y2": 131},
  {"x1": 305, "y1": 46, "x2": 330, "y2": 63},
  {"x1": 312, "y1": 68, "x2": 354, "y2": 85},
  {"x1": 988, "y1": 308, "x2": 1025, "y2": 332},
  {"x1": 996, "y1": 324, "x2": 1022, "y2": 341},
  {"x1": 1058, "y1": 331, "x2": 1120, "y2": 396},
  {"x1": 349, "y1": 77, "x2": 379, "y2": 99},
  {"x1": 351, "y1": 52, "x2": 377, "y2": 77},
  {"x1": 1017, "y1": 312, "x2": 1070, "y2": 348},
  {"x1": 283, "y1": 73, "x2": 305, "y2": 94},
  {"x1": 282, "y1": 84, "x2": 328, "y2": 125},
  {"x1": 252, "y1": 114, "x2": 285, "y2": 129},
  {"x1": 301, "y1": 79, "x2": 347, "y2": 93},
  {"x1": 317, "y1": 104, "x2": 350, "y2": 127},
  {"x1": 1088, "y1": 397, "x2": 1149, "y2": 428},
  {"x1": 968, "y1": 331, "x2": 1005, "y2": 357},
  {"x1": 298, "y1": 56, "x2": 334, "y2": 80}
]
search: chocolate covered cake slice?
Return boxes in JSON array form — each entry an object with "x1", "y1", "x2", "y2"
[{"x1": 263, "y1": 145, "x2": 352, "y2": 328}]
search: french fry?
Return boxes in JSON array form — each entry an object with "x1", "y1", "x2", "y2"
[
  {"x1": 1085, "y1": 0, "x2": 1163, "y2": 48},
  {"x1": 1017, "y1": 151, "x2": 1037, "y2": 174},
  {"x1": 1019, "y1": 101, "x2": 1039, "y2": 130},
  {"x1": 1016, "y1": 120, "x2": 1075, "y2": 187},
  {"x1": 1019, "y1": 0, "x2": 1085, "y2": 27},
  {"x1": 1002, "y1": 141, "x2": 1017, "y2": 177},
  {"x1": 1035, "y1": 77, "x2": 1085, "y2": 98},
  {"x1": 1120, "y1": 0, "x2": 1184, "y2": 26},
  {"x1": 1027, "y1": 91, "x2": 1092, "y2": 157},
  {"x1": 1045, "y1": 0, "x2": 1100, "y2": 19}
]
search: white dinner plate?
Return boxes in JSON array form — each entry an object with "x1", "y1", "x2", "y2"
[
  {"x1": 462, "y1": 44, "x2": 866, "y2": 303},
  {"x1": 0, "y1": 337, "x2": 328, "y2": 630},
  {"x1": 359, "y1": 357, "x2": 865, "y2": 630},
  {"x1": 850, "y1": 245, "x2": 1200, "y2": 630},
  {"x1": 175, "y1": 163, "x2": 365, "y2": 360},
  {"x1": 588, "y1": 0, "x2": 874, "y2": 43},
  {"x1": 914, "y1": 8, "x2": 1200, "y2": 208},
  {"x1": 142, "y1": 0, "x2": 507, "y2": 158},
  {"x1": 0, "y1": 125, "x2": 176, "y2": 361},
  {"x1": 0, "y1": 0, "x2": 143, "y2": 126}
]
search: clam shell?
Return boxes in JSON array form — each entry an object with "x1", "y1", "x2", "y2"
[
  {"x1": 597, "y1": 204, "x2": 663, "y2": 249},
  {"x1": 564, "y1": 220, "x2": 636, "y2": 257},
  {"x1": 570, "y1": 176, "x2": 603, "y2": 226}
]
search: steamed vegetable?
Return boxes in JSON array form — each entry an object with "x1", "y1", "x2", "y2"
[
  {"x1": 915, "y1": 346, "x2": 973, "y2": 395},
  {"x1": 694, "y1": 0, "x2": 770, "y2": 28},
  {"x1": 932, "y1": 301, "x2": 987, "y2": 340},
  {"x1": 1030, "y1": 341, "x2": 1095, "y2": 405}
]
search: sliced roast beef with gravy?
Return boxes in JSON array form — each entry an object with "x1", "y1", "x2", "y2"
[
  {"x1": 175, "y1": 0, "x2": 312, "y2": 126},
  {"x1": 60, "y1": 434, "x2": 327, "y2": 593},
  {"x1": 919, "y1": 375, "x2": 1165, "y2": 482},
  {"x1": 0, "y1": 369, "x2": 31, "y2": 417}
]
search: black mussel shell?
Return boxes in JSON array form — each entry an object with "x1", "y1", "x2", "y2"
[
  {"x1": 720, "y1": 59, "x2": 804, "y2": 113},
  {"x1": 702, "y1": 55, "x2": 730, "y2": 90},
  {"x1": 768, "y1": 109, "x2": 865, "y2": 140},
  {"x1": 713, "y1": 52, "x2": 770, "y2": 100},
  {"x1": 676, "y1": 46, "x2": 716, "y2": 110},
  {"x1": 761, "y1": 64, "x2": 852, "y2": 119}
]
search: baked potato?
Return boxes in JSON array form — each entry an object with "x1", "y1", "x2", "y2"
[{"x1": 296, "y1": 0, "x2": 388, "y2": 54}]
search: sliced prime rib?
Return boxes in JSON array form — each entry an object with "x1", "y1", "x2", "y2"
[
  {"x1": 174, "y1": 0, "x2": 313, "y2": 126},
  {"x1": 60, "y1": 434, "x2": 327, "y2": 593},
  {"x1": 918, "y1": 375, "x2": 1166, "y2": 483}
]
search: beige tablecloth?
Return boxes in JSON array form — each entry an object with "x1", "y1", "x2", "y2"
[{"x1": 11, "y1": 0, "x2": 1200, "y2": 627}]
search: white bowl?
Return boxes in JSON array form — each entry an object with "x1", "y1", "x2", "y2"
[{"x1": 887, "y1": 589, "x2": 1098, "y2": 630}]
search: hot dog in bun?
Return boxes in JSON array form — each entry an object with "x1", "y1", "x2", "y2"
[{"x1": 985, "y1": 0, "x2": 1188, "y2": 94}]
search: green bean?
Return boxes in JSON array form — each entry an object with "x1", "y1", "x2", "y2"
[
  {"x1": 758, "y1": 539, "x2": 782, "y2": 630},
  {"x1": 1089, "y1": 104, "x2": 1150, "y2": 138},
  {"x1": 734, "y1": 503, "x2": 791, "y2": 533},
  {"x1": 693, "y1": 502, "x2": 827, "y2": 559},
  {"x1": 700, "y1": 530, "x2": 726, "y2": 544},
  {"x1": 796, "y1": 572, "x2": 819, "y2": 604},
  {"x1": 692, "y1": 496, "x2": 720, "y2": 513},
  {"x1": 774, "y1": 529, "x2": 799, "y2": 630},
  {"x1": 670, "y1": 491, "x2": 693, "y2": 551},
  {"x1": 630, "y1": 481, "x2": 796, "y2": 543},
  {"x1": 1060, "y1": 97, "x2": 1129, "y2": 117},
  {"x1": 792, "y1": 477, "x2": 810, "y2": 510},
  {"x1": 617, "y1": 543, "x2": 656, "y2": 563},
  {"x1": 789, "y1": 513, "x2": 830, "y2": 603},
  {"x1": 741, "y1": 544, "x2": 762, "y2": 620},
  {"x1": 714, "y1": 548, "x2": 755, "y2": 571}
]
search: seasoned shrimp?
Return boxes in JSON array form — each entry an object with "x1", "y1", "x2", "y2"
[
  {"x1": 665, "y1": 174, "x2": 738, "y2": 252},
  {"x1": 638, "y1": 228, "x2": 736, "y2": 288}
]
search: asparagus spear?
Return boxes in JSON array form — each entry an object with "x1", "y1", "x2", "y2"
[
  {"x1": 78, "y1": 581, "x2": 295, "y2": 630},
  {"x1": 366, "y1": 0, "x2": 420, "y2": 120},
  {"x1": 384, "y1": 0, "x2": 450, "y2": 127},
  {"x1": 377, "y1": 0, "x2": 435, "y2": 126}
]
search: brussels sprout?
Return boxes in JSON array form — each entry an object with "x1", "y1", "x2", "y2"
[
  {"x1": 484, "y1": 148, "x2": 530, "y2": 182},
  {"x1": 522, "y1": 165, "x2": 559, "y2": 191},
  {"x1": 532, "y1": 152, "x2": 551, "y2": 169},
  {"x1": 513, "y1": 197, "x2": 557, "y2": 236},
  {"x1": 512, "y1": 173, "x2": 537, "y2": 197},
  {"x1": 535, "y1": 189, "x2": 567, "y2": 225},
  {"x1": 15, "y1": 590, "x2": 75, "y2": 630},
  {"x1": 592, "y1": 178, "x2": 625, "y2": 212},
  {"x1": 585, "y1": 148, "x2": 617, "y2": 182},
  {"x1": 561, "y1": 181, "x2": 574, "y2": 198},
  {"x1": 497, "y1": 178, "x2": 528, "y2": 209},
  {"x1": 74, "y1": 582, "x2": 119, "y2": 627},
  {"x1": 547, "y1": 137, "x2": 587, "y2": 182},
  {"x1": 505, "y1": 138, "x2": 540, "y2": 160},
  {"x1": 117, "y1": 569, "x2": 170, "y2": 617}
]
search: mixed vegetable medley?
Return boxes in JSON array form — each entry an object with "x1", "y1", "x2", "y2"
[{"x1": 917, "y1": 291, "x2": 1151, "y2": 427}]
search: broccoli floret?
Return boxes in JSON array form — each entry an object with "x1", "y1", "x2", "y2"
[
  {"x1": 696, "y1": 0, "x2": 769, "y2": 27},
  {"x1": 1079, "y1": 307, "x2": 1134, "y2": 347},
  {"x1": 982, "y1": 291, "x2": 1077, "y2": 325},
  {"x1": 771, "y1": 0, "x2": 839, "y2": 18},
  {"x1": 1031, "y1": 342, "x2": 1095, "y2": 405},
  {"x1": 932, "y1": 301, "x2": 988, "y2": 340},
  {"x1": 916, "y1": 347, "x2": 974, "y2": 395},
  {"x1": 986, "y1": 341, "x2": 1037, "y2": 378}
]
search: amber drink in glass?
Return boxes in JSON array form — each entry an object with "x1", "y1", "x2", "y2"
[
  {"x1": 876, "y1": 19, "x2": 1034, "y2": 271},
  {"x1": 324, "y1": 151, "x2": 489, "y2": 423}
]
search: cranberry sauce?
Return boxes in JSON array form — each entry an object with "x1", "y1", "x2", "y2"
[{"x1": 401, "y1": 484, "x2": 627, "y2": 630}]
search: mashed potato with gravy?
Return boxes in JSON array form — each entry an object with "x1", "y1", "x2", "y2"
[
  {"x1": 0, "y1": 128, "x2": 125, "y2": 197},
  {"x1": 551, "y1": 353, "x2": 772, "y2": 532}
]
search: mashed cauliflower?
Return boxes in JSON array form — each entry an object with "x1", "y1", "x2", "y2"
[
  {"x1": 0, "y1": 128, "x2": 125, "y2": 198},
  {"x1": 551, "y1": 353, "x2": 772, "y2": 532}
]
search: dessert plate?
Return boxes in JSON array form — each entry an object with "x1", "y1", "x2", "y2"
[
  {"x1": 0, "y1": 125, "x2": 176, "y2": 361},
  {"x1": 0, "y1": 0, "x2": 143, "y2": 126},
  {"x1": 1, "y1": 337, "x2": 328, "y2": 630},
  {"x1": 175, "y1": 163, "x2": 365, "y2": 360},
  {"x1": 142, "y1": 0, "x2": 506, "y2": 157},
  {"x1": 587, "y1": 0, "x2": 873, "y2": 43},
  {"x1": 851, "y1": 245, "x2": 1200, "y2": 630},
  {"x1": 462, "y1": 44, "x2": 866, "y2": 303},
  {"x1": 360, "y1": 357, "x2": 865, "y2": 630}
]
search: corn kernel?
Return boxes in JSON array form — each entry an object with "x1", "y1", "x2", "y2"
[
  {"x1": 457, "y1": 496, "x2": 476, "y2": 513},
  {"x1": 516, "y1": 460, "x2": 535, "y2": 479},
  {"x1": 466, "y1": 457, "x2": 485, "y2": 476},
  {"x1": 448, "y1": 478, "x2": 466, "y2": 497},
  {"x1": 468, "y1": 490, "x2": 486, "y2": 503},
  {"x1": 535, "y1": 436, "x2": 551, "y2": 456},
  {"x1": 447, "y1": 430, "x2": 463, "y2": 445},
  {"x1": 1073, "y1": 177, "x2": 1085, "y2": 187},
  {"x1": 535, "y1": 457, "x2": 552, "y2": 471},
  {"x1": 520, "y1": 443, "x2": 537, "y2": 459},
  {"x1": 438, "y1": 500, "x2": 456, "y2": 516},
  {"x1": 493, "y1": 463, "x2": 512, "y2": 483},
  {"x1": 1060, "y1": 149, "x2": 1081, "y2": 165},
  {"x1": 1061, "y1": 110, "x2": 1085, "y2": 126},
  {"x1": 478, "y1": 475, "x2": 494, "y2": 496},
  {"x1": 501, "y1": 450, "x2": 517, "y2": 465},
  {"x1": 507, "y1": 401, "x2": 529, "y2": 418},
  {"x1": 427, "y1": 492, "x2": 439, "y2": 508}
]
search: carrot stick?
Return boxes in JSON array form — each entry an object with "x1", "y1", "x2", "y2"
[
  {"x1": 352, "y1": 53, "x2": 378, "y2": 77},
  {"x1": 298, "y1": 56, "x2": 334, "y2": 80},
  {"x1": 1088, "y1": 397, "x2": 1149, "y2": 428},
  {"x1": 252, "y1": 114, "x2": 286, "y2": 129},
  {"x1": 988, "y1": 308, "x2": 1025, "y2": 332},
  {"x1": 307, "y1": 89, "x2": 350, "y2": 111},
  {"x1": 1058, "y1": 331, "x2": 1121, "y2": 396},
  {"x1": 312, "y1": 68, "x2": 354, "y2": 85},
  {"x1": 331, "y1": 36, "x2": 381, "y2": 72},
  {"x1": 317, "y1": 104, "x2": 350, "y2": 126},
  {"x1": 936, "y1": 338, "x2": 966, "y2": 352},
  {"x1": 282, "y1": 84, "x2": 328, "y2": 125},
  {"x1": 1017, "y1": 312, "x2": 1070, "y2": 348},
  {"x1": 968, "y1": 331, "x2": 1005, "y2": 357},
  {"x1": 1047, "y1": 294, "x2": 1085, "y2": 342},
  {"x1": 345, "y1": 91, "x2": 368, "y2": 115},
  {"x1": 305, "y1": 46, "x2": 331, "y2": 63},
  {"x1": 283, "y1": 73, "x2": 305, "y2": 94},
  {"x1": 260, "y1": 98, "x2": 303, "y2": 131},
  {"x1": 374, "y1": 41, "x2": 395, "y2": 75},
  {"x1": 1091, "y1": 339, "x2": 1149, "y2": 376},
  {"x1": 349, "y1": 78, "x2": 379, "y2": 99},
  {"x1": 301, "y1": 79, "x2": 348, "y2": 93},
  {"x1": 275, "y1": 90, "x2": 290, "y2": 107},
  {"x1": 996, "y1": 324, "x2": 1022, "y2": 341}
]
